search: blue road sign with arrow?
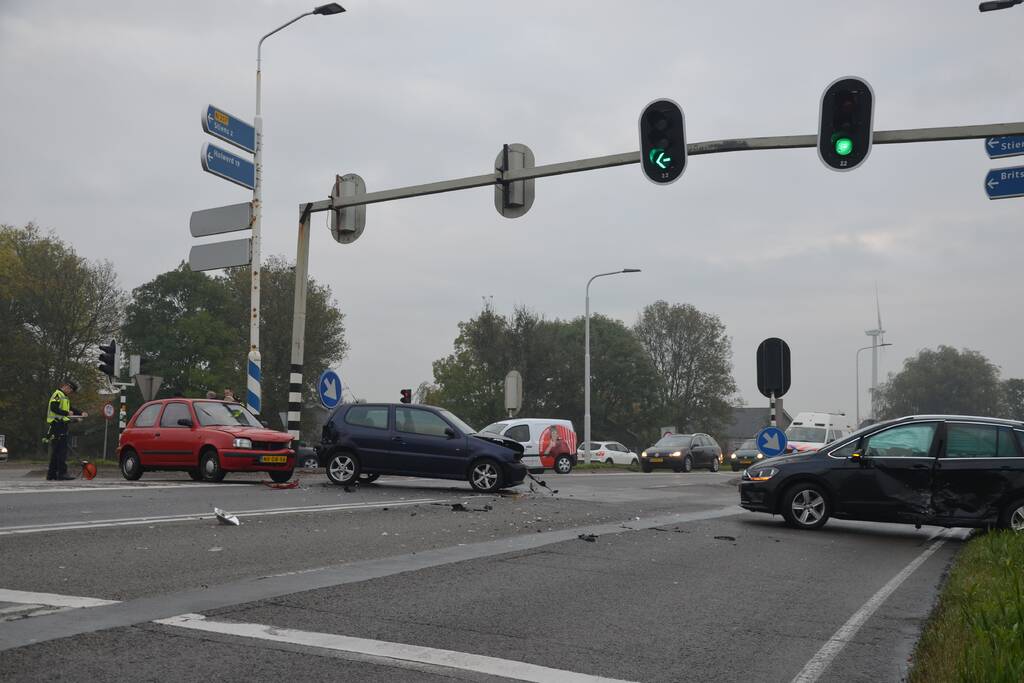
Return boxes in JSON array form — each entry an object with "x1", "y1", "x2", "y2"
[
  {"x1": 201, "y1": 143, "x2": 255, "y2": 190},
  {"x1": 985, "y1": 165, "x2": 1024, "y2": 200},
  {"x1": 985, "y1": 136, "x2": 1024, "y2": 160},
  {"x1": 202, "y1": 105, "x2": 256, "y2": 154},
  {"x1": 756, "y1": 426, "x2": 788, "y2": 457},
  {"x1": 318, "y1": 369, "x2": 343, "y2": 410}
]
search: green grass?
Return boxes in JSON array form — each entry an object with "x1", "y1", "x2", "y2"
[
  {"x1": 573, "y1": 462, "x2": 640, "y2": 472},
  {"x1": 909, "y1": 530, "x2": 1024, "y2": 683}
]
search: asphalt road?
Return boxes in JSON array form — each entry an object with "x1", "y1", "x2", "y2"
[{"x1": 0, "y1": 464, "x2": 965, "y2": 682}]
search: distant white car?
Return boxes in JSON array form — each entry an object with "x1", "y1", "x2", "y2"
[{"x1": 576, "y1": 441, "x2": 639, "y2": 465}]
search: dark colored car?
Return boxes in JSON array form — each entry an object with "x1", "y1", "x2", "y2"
[
  {"x1": 740, "y1": 414, "x2": 1024, "y2": 531},
  {"x1": 318, "y1": 403, "x2": 527, "y2": 493},
  {"x1": 729, "y1": 438, "x2": 767, "y2": 472},
  {"x1": 640, "y1": 433, "x2": 722, "y2": 473},
  {"x1": 118, "y1": 399, "x2": 295, "y2": 482}
]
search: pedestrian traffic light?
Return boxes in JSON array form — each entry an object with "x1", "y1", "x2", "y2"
[
  {"x1": 400, "y1": 389, "x2": 412, "y2": 404},
  {"x1": 818, "y1": 77, "x2": 874, "y2": 172},
  {"x1": 639, "y1": 98, "x2": 687, "y2": 185},
  {"x1": 97, "y1": 339, "x2": 118, "y2": 378}
]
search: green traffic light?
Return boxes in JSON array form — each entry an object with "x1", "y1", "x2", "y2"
[
  {"x1": 648, "y1": 148, "x2": 672, "y2": 169},
  {"x1": 834, "y1": 137, "x2": 853, "y2": 156}
]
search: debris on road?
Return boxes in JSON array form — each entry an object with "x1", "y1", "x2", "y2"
[
  {"x1": 714, "y1": 535, "x2": 736, "y2": 542},
  {"x1": 526, "y1": 472, "x2": 558, "y2": 495},
  {"x1": 262, "y1": 479, "x2": 299, "y2": 489},
  {"x1": 214, "y1": 507, "x2": 240, "y2": 526},
  {"x1": 450, "y1": 502, "x2": 494, "y2": 512},
  {"x1": 577, "y1": 533, "x2": 597, "y2": 542}
]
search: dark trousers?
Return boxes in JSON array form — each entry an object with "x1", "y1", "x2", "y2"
[{"x1": 47, "y1": 422, "x2": 69, "y2": 479}]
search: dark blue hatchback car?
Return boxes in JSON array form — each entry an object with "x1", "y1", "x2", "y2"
[{"x1": 318, "y1": 403, "x2": 527, "y2": 492}]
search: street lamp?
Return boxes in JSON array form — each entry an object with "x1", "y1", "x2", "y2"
[
  {"x1": 247, "y1": 3, "x2": 345, "y2": 415},
  {"x1": 979, "y1": 0, "x2": 1022, "y2": 11},
  {"x1": 584, "y1": 268, "x2": 641, "y2": 465},
  {"x1": 856, "y1": 342, "x2": 892, "y2": 425}
]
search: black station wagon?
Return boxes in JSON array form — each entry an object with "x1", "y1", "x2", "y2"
[
  {"x1": 318, "y1": 403, "x2": 527, "y2": 493},
  {"x1": 740, "y1": 415, "x2": 1024, "y2": 531}
]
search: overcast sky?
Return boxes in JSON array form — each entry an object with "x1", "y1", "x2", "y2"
[{"x1": 3, "y1": 1, "x2": 1023, "y2": 429}]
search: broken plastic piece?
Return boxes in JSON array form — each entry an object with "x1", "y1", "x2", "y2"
[
  {"x1": 214, "y1": 507, "x2": 240, "y2": 526},
  {"x1": 577, "y1": 533, "x2": 597, "y2": 542},
  {"x1": 262, "y1": 479, "x2": 299, "y2": 489}
]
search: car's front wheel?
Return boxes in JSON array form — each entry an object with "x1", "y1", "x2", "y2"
[
  {"x1": 120, "y1": 449, "x2": 142, "y2": 481},
  {"x1": 269, "y1": 470, "x2": 294, "y2": 484},
  {"x1": 641, "y1": 462, "x2": 653, "y2": 473},
  {"x1": 682, "y1": 455, "x2": 693, "y2": 473},
  {"x1": 200, "y1": 450, "x2": 226, "y2": 482},
  {"x1": 710, "y1": 458, "x2": 720, "y2": 472},
  {"x1": 554, "y1": 455, "x2": 573, "y2": 474},
  {"x1": 326, "y1": 451, "x2": 360, "y2": 486},
  {"x1": 1001, "y1": 498, "x2": 1024, "y2": 532},
  {"x1": 781, "y1": 483, "x2": 830, "y2": 530},
  {"x1": 469, "y1": 459, "x2": 503, "y2": 492}
]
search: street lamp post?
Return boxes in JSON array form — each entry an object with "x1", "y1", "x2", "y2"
[
  {"x1": 248, "y1": 3, "x2": 345, "y2": 415},
  {"x1": 585, "y1": 269, "x2": 641, "y2": 465},
  {"x1": 856, "y1": 342, "x2": 892, "y2": 425}
]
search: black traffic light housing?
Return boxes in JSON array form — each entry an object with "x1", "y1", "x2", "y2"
[
  {"x1": 639, "y1": 98, "x2": 687, "y2": 185},
  {"x1": 400, "y1": 389, "x2": 412, "y2": 404},
  {"x1": 98, "y1": 339, "x2": 117, "y2": 378},
  {"x1": 818, "y1": 76, "x2": 874, "y2": 172}
]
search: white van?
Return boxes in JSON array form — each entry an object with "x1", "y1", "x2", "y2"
[
  {"x1": 784, "y1": 412, "x2": 853, "y2": 454},
  {"x1": 479, "y1": 418, "x2": 578, "y2": 473}
]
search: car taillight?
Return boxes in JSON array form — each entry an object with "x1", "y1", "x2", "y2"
[{"x1": 597, "y1": 451, "x2": 605, "y2": 457}]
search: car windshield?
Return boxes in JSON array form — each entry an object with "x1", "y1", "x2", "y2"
[
  {"x1": 740, "y1": 439, "x2": 758, "y2": 450},
  {"x1": 194, "y1": 401, "x2": 262, "y2": 428},
  {"x1": 479, "y1": 422, "x2": 503, "y2": 434},
  {"x1": 441, "y1": 410, "x2": 475, "y2": 434},
  {"x1": 655, "y1": 435, "x2": 692, "y2": 448},
  {"x1": 787, "y1": 426, "x2": 827, "y2": 443}
]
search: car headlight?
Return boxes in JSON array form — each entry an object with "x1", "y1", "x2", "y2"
[
  {"x1": 756, "y1": 453, "x2": 764, "y2": 459},
  {"x1": 0, "y1": 446, "x2": 7, "y2": 454},
  {"x1": 233, "y1": 438, "x2": 253, "y2": 449},
  {"x1": 671, "y1": 450, "x2": 681, "y2": 457},
  {"x1": 730, "y1": 453, "x2": 737, "y2": 460},
  {"x1": 641, "y1": 451, "x2": 647, "y2": 458},
  {"x1": 746, "y1": 467, "x2": 779, "y2": 481}
]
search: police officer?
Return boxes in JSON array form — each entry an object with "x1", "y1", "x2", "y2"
[{"x1": 46, "y1": 379, "x2": 87, "y2": 481}]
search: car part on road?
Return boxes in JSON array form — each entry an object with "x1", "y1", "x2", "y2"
[
  {"x1": 200, "y1": 449, "x2": 226, "y2": 483},
  {"x1": 262, "y1": 479, "x2": 299, "y2": 489},
  {"x1": 358, "y1": 473, "x2": 380, "y2": 484},
  {"x1": 781, "y1": 483, "x2": 830, "y2": 530},
  {"x1": 577, "y1": 533, "x2": 597, "y2": 542},
  {"x1": 468, "y1": 458, "x2": 503, "y2": 493},
  {"x1": 326, "y1": 451, "x2": 360, "y2": 486},
  {"x1": 213, "y1": 507, "x2": 240, "y2": 526},
  {"x1": 120, "y1": 449, "x2": 142, "y2": 481}
]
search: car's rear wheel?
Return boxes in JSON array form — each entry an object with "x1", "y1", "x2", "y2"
[
  {"x1": 300, "y1": 457, "x2": 319, "y2": 469},
  {"x1": 269, "y1": 470, "x2": 294, "y2": 484},
  {"x1": 554, "y1": 455, "x2": 573, "y2": 474},
  {"x1": 326, "y1": 451, "x2": 360, "y2": 486},
  {"x1": 1001, "y1": 498, "x2": 1024, "y2": 532},
  {"x1": 120, "y1": 449, "x2": 142, "y2": 481},
  {"x1": 200, "y1": 449, "x2": 226, "y2": 482},
  {"x1": 358, "y1": 473, "x2": 380, "y2": 484},
  {"x1": 781, "y1": 483, "x2": 830, "y2": 530},
  {"x1": 469, "y1": 459, "x2": 503, "y2": 493},
  {"x1": 682, "y1": 455, "x2": 693, "y2": 473},
  {"x1": 710, "y1": 458, "x2": 720, "y2": 472}
]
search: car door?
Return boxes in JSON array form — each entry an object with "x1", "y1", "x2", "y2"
[
  {"x1": 690, "y1": 436, "x2": 707, "y2": 467},
  {"x1": 157, "y1": 402, "x2": 200, "y2": 467},
  {"x1": 340, "y1": 405, "x2": 393, "y2": 472},
  {"x1": 393, "y1": 407, "x2": 467, "y2": 477},
  {"x1": 930, "y1": 421, "x2": 1023, "y2": 525},
  {"x1": 127, "y1": 403, "x2": 162, "y2": 466},
  {"x1": 828, "y1": 421, "x2": 939, "y2": 522}
]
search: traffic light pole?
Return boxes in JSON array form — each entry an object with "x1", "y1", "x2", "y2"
[{"x1": 286, "y1": 119, "x2": 1024, "y2": 442}]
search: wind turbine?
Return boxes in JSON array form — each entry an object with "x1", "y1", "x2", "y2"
[{"x1": 864, "y1": 286, "x2": 886, "y2": 419}]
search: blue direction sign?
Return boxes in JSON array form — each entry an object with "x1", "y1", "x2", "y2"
[
  {"x1": 318, "y1": 369, "x2": 343, "y2": 410},
  {"x1": 985, "y1": 165, "x2": 1024, "y2": 201},
  {"x1": 985, "y1": 136, "x2": 1024, "y2": 160},
  {"x1": 201, "y1": 143, "x2": 255, "y2": 190},
  {"x1": 756, "y1": 426, "x2": 788, "y2": 457},
  {"x1": 202, "y1": 105, "x2": 256, "y2": 154}
]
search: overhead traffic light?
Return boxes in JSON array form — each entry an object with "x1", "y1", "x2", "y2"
[
  {"x1": 97, "y1": 339, "x2": 118, "y2": 378},
  {"x1": 818, "y1": 77, "x2": 874, "y2": 172},
  {"x1": 400, "y1": 389, "x2": 412, "y2": 404},
  {"x1": 639, "y1": 98, "x2": 687, "y2": 185}
]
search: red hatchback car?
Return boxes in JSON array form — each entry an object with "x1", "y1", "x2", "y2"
[{"x1": 118, "y1": 399, "x2": 295, "y2": 483}]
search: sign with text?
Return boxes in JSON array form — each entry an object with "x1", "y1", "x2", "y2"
[
  {"x1": 985, "y1": 165, "x2": 1024, "y2": 201},
  {"x1": 202, "y1": 105, "x2": 256, "y2": 154},
  {"x1": 985, "y1": 136, "x2": 1024, "y2": 160},
  {"x1": 201, "y1": 143, "x2": 255, "y2": 190}
]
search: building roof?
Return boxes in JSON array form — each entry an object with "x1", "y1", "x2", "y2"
[{"x1": 726, "y1": 406, "x2": 793, "y2": 438}]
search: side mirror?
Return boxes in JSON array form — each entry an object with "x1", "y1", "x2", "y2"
[
  {"x1": 177, "y1": 418, "x2": 193, "y2": 428},
  {"x1": 850, "y1": 451, "x2": 862, "y2": 461},
  {"x1": 445, "y1": 427, "x2": 457, "y2": 439}
]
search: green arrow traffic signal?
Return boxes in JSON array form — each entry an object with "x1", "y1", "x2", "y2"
[{"x1": 648, "y1": 148, "x2": 672, "y2": 169}]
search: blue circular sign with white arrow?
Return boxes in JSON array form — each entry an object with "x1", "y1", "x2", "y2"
[
  {"x1": 318, "y1": 369, "x2": 343, "y2": 410},
  {"x1": 755, "y1": 426, "x2": 788, "y2": 458}
]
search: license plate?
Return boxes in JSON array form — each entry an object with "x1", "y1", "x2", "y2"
[
  {"x1": 261, "y1": 455, "x2": 287, "y2": 464},
  {"x1": 650, "y1": 457, "x2": 663, "y2": 463}
]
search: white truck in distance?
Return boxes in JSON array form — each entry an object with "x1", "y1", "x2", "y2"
[{"x1": 784, "y1": 412, "x2": 853, "y2": 454}]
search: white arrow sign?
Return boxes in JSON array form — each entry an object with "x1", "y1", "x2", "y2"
[
  {"x1": 761, "y1": 432, "x2": 781, "y2": 452},
  {"x1": 323, "y1": 377, "x2": 338, "y2": 402}
]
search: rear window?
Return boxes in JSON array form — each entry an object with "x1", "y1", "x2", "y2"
[
  {"x1": 345, "y1": 405, "x2": 389, "y2": 430},
  {"x1": 133, "y1": 403, "x2": 161, "y2": 428}
]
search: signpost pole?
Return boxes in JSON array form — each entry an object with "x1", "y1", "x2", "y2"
[
  {"x1": 248, "y1": 45, "x2": 264, "y2": 417},
  {"x1": 287, "y1": 204, "x2": 314, "y2": 444},
  {"x1": 102, "y1": 419, "x2": 108, "y2": 462}
]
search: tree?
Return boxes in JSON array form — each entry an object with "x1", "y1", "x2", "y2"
[
  {"x1": 873, "y1": 346, "x2": 1003, "y2": 419},
  {"x1": 1002, "y1": 379, "x2": 1024, "y2": 421},
  {"x1": 633, "y1": 300, "x2": 738, "y2": 443},
  {"x1": 0, "y1": 223, "x2": 125, "y2": 457}
]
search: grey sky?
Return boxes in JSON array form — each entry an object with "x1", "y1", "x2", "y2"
[{"x1": 2, "y1": 1, "x2": 1022, "y2": 426}]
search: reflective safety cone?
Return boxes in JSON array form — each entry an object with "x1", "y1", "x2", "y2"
[
  {"x1": 80, "y1": 462, "x2": 97, "y2": 480},
  {"x1": 214, "y1": 507, "x2": 240, "y2": 526}
]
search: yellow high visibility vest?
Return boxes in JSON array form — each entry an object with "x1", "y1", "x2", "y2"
[{"x1": 46, "y1": 389, "x2": 70, "y2": 424}]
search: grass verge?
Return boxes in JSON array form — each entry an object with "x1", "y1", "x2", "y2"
[{"x1": 909, "y1": 529, "x2": 1024, "y2": 683}]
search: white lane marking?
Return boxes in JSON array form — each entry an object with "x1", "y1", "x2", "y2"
[
  {"x1": 790, "y1": 529, "x2": 966, "y2": 683},
  {"x1": 157, "y1": 613, "x2": 638, "y2": 683},
  {"x1": 0, "y1": 498, "x2": 448, "y2": 536},
  {"x1": 0, "y1": 589, "x2": 119, "y2": 608}
]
